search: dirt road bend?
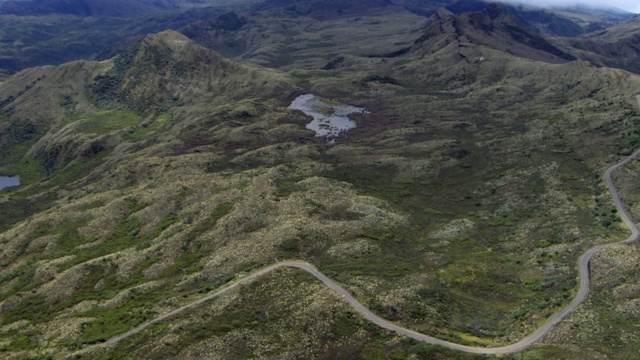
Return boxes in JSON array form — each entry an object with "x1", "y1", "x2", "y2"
[{"x1": 105, "y1": 150, "x2": 640, "y2": 354}]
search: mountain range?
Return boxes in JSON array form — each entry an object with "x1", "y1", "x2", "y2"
[
  {"x1": 1, "y1": 0, "x2": 639, "y2": 76},
  {"x1": 1, "y1": 0, "x2": 640, "y2": 359}
]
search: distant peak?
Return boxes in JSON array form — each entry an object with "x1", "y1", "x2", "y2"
[
  {"x1": 434, "y1": 7, "x2": 454, "y2": 19},
  {"x1": 483, "y1": 2, "x2": 509, "y2": 19},
  {"x1": 411, "y1": 2, "x2": 576, "y2": 64},
  {"x1": 142, "y1": 30, "x2": 191, "y2": 45},
  {"x1": 137, "y1": 30, "x2": 206, "y2": 55}
]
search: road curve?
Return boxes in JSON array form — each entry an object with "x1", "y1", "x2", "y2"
[{"x1": 106, "y1": 150, "x2": 640, "y2": 354}]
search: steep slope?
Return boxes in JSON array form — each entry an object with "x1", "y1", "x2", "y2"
[
  {"x1": 408, "y1": 4, "x2": 575, "y2": 64},
  {"x1": 442, "y1": 0, "x2": 634, "y2": 36},
  {"x1": 2, "y1": 0, "x2": 636, "y2": 78},
  {"x1": 527, "y1": 5, "x2": 634, "y2": 34},
  {"x1": 181, "y1": 1, "x2": 425, "y2": 70},
  {"x1": 557, "y1": 15, "x2": 640, "y2": 74}
]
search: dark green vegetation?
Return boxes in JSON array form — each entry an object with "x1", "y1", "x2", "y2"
[
  {"x1": 1, "y1": 1, "x2": 640, "y2": 359},
  {"x1": 97, "y1": 269, "x2": 487, "y2": 360}
]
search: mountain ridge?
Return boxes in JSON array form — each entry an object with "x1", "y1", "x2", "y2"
[
  {"x1": 403, "y1": 4, "x2": 576, "y2": 65},
  {"x1": 0, "y1": 30, "x2": 296, "y2": 176}
]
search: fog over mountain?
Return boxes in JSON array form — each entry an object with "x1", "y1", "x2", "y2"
[{"x1": 499, "y1": 0, "x2": 640, "y2": 13}]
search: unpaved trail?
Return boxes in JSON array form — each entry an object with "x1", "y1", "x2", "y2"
[{"x1": 105, "y1": 150, "x2": 640, "y2": 355}]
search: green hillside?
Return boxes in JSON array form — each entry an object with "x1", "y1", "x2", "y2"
[{"x1": 0, "y1": 3, "x2": 640, "y2": 360}]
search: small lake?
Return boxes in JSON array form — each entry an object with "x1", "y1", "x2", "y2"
[
  {"x1": 0, "y1": 176, "x2": 20, "y2": 190},
  {"x1": 289, "y1": 94, "x2": 367, "y2": 142}
]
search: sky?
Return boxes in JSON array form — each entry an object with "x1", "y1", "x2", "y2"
[{"x1": 498, "y1": 0, "x2": 640, "y2": 13}]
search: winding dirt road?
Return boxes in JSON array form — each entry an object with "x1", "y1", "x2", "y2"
[{"x1": 105, "y1": 150, "x2": 640, "y2": 354}]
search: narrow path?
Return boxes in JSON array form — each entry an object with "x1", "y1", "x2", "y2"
[{"x1": 105, "y1": 150, "x2": 640, "y2": 354}]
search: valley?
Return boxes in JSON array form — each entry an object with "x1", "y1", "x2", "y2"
[{"x1": 1, "y1": 1, "x2": 640, "y2": 359}]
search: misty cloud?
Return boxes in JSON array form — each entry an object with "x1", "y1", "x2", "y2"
[{"x1": 497, "y1": 0, "x2": 640, "y2": 13}]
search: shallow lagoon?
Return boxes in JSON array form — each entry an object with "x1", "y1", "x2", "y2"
[
  {"x1": 289, "y1": 94, "x2": 367, "y2": 141},
  {"x1": 0, "y1": 176, "x2": 19, "y2": 190}
]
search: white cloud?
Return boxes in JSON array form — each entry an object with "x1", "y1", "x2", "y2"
[{"x1": 497, "y1": 0, "x2": 640, "y2": 13}]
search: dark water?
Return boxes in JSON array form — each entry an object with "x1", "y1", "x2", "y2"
[{"x1": 0, "y1": 175, "x2": 20, "y2": 190}]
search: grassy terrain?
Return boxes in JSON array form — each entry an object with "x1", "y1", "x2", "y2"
[
  {"x1": 71, "y1": 110, "x2": 142, "y2": 135},
  {"x1": 538, "y1": 158, "x2": 640, "y2": 358},
  {"x1": 0, "y1": 15, "x2": 639, "y2": 360},
  {"x1": 88, "y1": 269, "x2": 486, "y2": 359}
]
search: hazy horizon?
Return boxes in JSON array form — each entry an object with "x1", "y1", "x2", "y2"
[{"x1": 497, "y1": 0, "x2": 640, "y2": 13}]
